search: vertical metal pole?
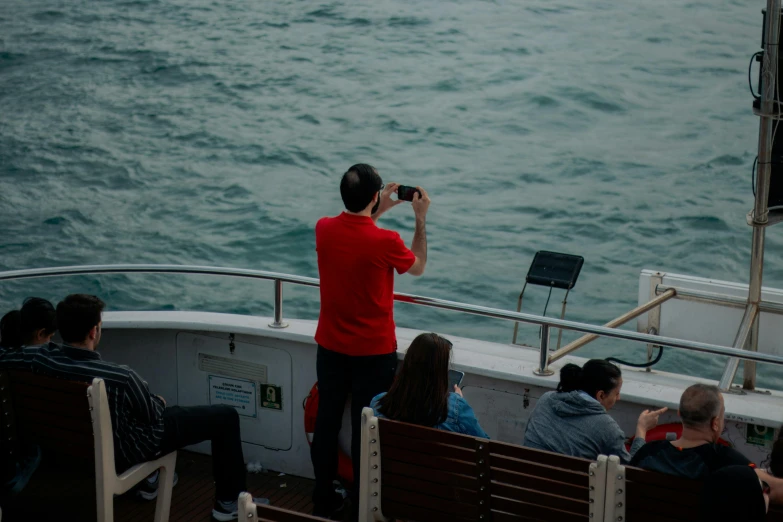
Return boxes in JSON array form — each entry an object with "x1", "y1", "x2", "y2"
[
  {"x1": 744, "y1": 317, "x2": 760, "y2": 389},
  {"x1": 718, "y1": 303, "x2": 758, "y2": 390},
  {"x1": 555, "y1": 289, "x2": 570, "y2": 351},
  {"x1": 268, "y1": 279, "x2": 289, "y2": 329},
  {"x1": 534, "y1": 324, "x2": 554, "y2": 376},
  {"x1": 646, "y1": 275, "x2": 664, "y2": 372},
  {"x1": 720, "y1": 0, "x2": 779, "y2": 391},
  {"x1": 512, "y1": 283, "x2": 527, "y2": 345},
  {"x1": 743, "y1": 0, "x2": 779, "y2": 389}
]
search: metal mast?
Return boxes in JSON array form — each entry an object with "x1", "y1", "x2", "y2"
[{"x1": 719, "y1": 0, "x2": 781, "y2": 391}]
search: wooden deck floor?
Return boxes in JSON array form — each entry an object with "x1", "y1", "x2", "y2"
[{"x1": 0, "y1": 450, "x2": 335, "y2": 521}]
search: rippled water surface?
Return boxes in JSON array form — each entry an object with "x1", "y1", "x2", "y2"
[{"x1": 1, "y1": 0, "x2": 780, "y2": 385}]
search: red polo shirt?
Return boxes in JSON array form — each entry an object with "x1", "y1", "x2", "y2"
[{"x1": 315, "y1": 213, "x2": 416, "y2": 356}]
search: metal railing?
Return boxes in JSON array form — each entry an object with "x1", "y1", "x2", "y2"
[{"x1": 4, "y1": 264, "x2": 783, "y2": 378}]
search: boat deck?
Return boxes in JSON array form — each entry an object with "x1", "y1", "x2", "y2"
[{"x1": 0, "y1": 450, "x2": 333, "y2": 522}]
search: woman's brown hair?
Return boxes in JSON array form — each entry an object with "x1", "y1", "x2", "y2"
[{"x1": 376, "y1": 333, "x2": 453, "y2": 426}]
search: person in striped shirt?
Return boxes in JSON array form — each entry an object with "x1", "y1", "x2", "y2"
[{"x1": 0, "y1": 294, "x2": 267, "y2": 520}]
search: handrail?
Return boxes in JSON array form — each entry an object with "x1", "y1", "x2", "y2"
[
  {"x1": 0, "y1": 264, "x2": 321, "y2": 287},
  {"x1": 4, "y1": 264, "x2": 783, "y2": 375}
]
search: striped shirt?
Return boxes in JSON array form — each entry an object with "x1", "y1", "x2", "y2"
[{"x1": 0, "y1": 343, "x2": 165, "y2": 471}]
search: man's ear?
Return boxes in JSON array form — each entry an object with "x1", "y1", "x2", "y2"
[
  {"x1": 595, "y1": 390, "x2": 605, "y2": 402},
  {"x1": 88, "y1": 325, "x2": 98, "y2": 341}
]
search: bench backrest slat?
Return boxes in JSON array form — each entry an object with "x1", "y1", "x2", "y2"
[
  {"x1": 255, "y1": 504, "x2": 330, "y2": 522},
  {"x1": 490, "y1": 440, "x2": 593, "y2": 473},
  {"x1": 490, "y1": 467, "x2": 586, "y2": 499},
  {"x1": 0, "y1": 371, "x2": 93, "y2": 460},
  {"x1": 382, "y1": 459, "x2": 479, "y2": 490},
  {"x1": 491, "y1": 496, "x2": 587, "y2": 522},
  {"x1": 379, "y1": 417, "x2": 478, "y2": 448}
]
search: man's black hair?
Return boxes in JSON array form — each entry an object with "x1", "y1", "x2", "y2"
[
  {"x1": 56, "y1": 294, "x2": 105, "y2": 344},
  {"x1": 20, "y1": 297, "x2": 57, "y2": 343},
  {"x1": 340, "y1": 164, "x2": 382, "y2": 213},
  {"x1": 0, "y1": 310, "x2": 22, "y2": 349}
]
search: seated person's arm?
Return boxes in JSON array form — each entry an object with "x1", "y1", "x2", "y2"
[
  {"x1": 624, "y1": 407, "x2": 668, "y2": 462},
  {"x1": 605, "y1": 427, "x2": 636, "y2": 464},
  {"x1": 605, "y1": 407, "x2": 667, "y2": 463},
  {"x1": 127, "y1": 370, "x2": 166, "y2": 424},
  {"x1": 756, "y1": 469, "x2": 782, "y2": 505},
  {"x1": 454, "y1": 386, "x2": 490, "y2": 439}
]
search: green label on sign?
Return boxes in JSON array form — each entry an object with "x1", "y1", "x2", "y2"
[
  {"x1": 260, "y1": 384, "x2": 282, "y2": 410},
  {"x1": 746, "y1": 424, "x2": 775, "y2": 446}
]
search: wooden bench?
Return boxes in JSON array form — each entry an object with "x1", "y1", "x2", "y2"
[
  {"x1": 0, "y1": 370, "x2": 177, "y2": 522},
  {"x1": 357, "y1": 407, "x2": 607, "y2": 522},
  {"x1": 607, "y1": 456, "x2": 783, "y2": 522},
  {"x1": 238, "y1": 492, "x2": 331, "y2": 521}
]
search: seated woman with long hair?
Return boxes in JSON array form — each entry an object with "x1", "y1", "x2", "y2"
[
  {"x1": 523, "y1": 359, "x2": 666, "y2": 462},
  {"x1": 370, "y1": 333, "x2": 488, "y2": 438}
]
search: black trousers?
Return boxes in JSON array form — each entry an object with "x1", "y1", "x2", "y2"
[
  {"x1": 159, "y1": 404, "x2": 247, "y2": 503},
  {"x1": 310, "y1": 345, "x2": 398, "y2": 513}
]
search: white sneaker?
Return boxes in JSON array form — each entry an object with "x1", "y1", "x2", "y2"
[{"x1": 212, "y1": 496, "x2": 270, "y2": 521}]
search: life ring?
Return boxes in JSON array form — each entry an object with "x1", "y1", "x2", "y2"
[
  {"x1": 303, "y1": 382, "x2": 354, "y2": 484},
  {"x1": 626, "y1": 423, "x2": 730, "y2": 450}
]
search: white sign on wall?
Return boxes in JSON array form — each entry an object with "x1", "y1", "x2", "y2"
[{"x1": 208, "y1": 375, "x2": 257, "y2": 418}]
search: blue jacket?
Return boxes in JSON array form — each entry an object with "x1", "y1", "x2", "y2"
[{"x1": 370, "y1": 391, "x2": 489, "y2": 438}]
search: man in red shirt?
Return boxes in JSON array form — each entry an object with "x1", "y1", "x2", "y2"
[{"x1": 311, "y1": 164, "x2": 429, "y2": 518}]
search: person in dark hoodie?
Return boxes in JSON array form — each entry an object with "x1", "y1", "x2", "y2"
[
  {"x1": 523, "y1": 359, "x2": 667, "y2": 462},
  {"x1": 701, "y1": 465, "x2": 769, "y2": 522}
]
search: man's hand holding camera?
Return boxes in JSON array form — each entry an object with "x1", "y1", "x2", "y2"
[{"x1": 372, "y1": 182, "x2": 405, "y2": 221}]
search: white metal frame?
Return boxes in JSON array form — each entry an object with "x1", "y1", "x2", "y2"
[
  {"x1": 604, "y1": 456, "x2": 626, "y2": 522},
  {"x1": 358, "y1": 407, "x2": 387, "y2": 522},
  {"x1": 589, "y1": 455, "x2": 608, "y2": 521},
  {"x1": 87, "y1": 378, "x2": 177, "y2": 522}
]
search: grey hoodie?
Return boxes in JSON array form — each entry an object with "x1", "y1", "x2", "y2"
[{"x1": 523, "y1": 390, "x2": 644, "y2": 463}]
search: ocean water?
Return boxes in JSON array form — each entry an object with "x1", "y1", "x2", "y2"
[{"x1": 1, "y1": 0, "x2": 781, "y2": 385}]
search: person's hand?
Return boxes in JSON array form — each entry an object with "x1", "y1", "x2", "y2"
[
  {"x1": 453, "y1": 384, "x2": 463, "y2": 397},
  {"x1": 635, "y1": 407, "x2": 667, "y2": 439},
  {"x1": 756, "y1": 469, "x2": 779, "y2": 507},
  {"x1": 412, "y1": 186, "x2": 430, "y2": 220},
  {"x1": 372, "y1": 182, "x2": 403, "y2": 219}
]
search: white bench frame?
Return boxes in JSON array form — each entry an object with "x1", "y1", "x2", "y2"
[
  {"x1": 87, "y1": 378, "x2": 177, "y2": 522},
  {"x1": 604, "y1": 456, "x2": 626, "y2": 522}
]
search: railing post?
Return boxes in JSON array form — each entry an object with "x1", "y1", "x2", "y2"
[
  {"x1": 268, "y1": 279, "x2": 289, "y2": 329},
  {"x1": 534, "y1": 325, "x2": 554, "y2": 376}
]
